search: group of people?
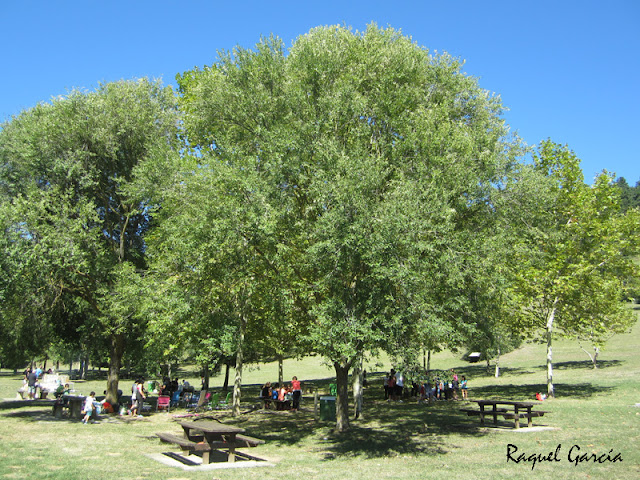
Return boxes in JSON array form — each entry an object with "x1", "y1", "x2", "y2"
[
  {"x1": 260, "y1": 376, "x2": 302, "y2": 411},
  {"x1": 384, "y1": 368, "x2": 469, "y2": 403},
  {"x1": 383, "y1": 369, "x2": 406, "y2": 401},
  {"x1": 79, "y1": 389, "x2": 119, "y2": 424},
  {"x1": 158, "y1": 377, "x2": 193, "y2": 397},
  {"x1": 21, "y1": 366, "x2": 59, "y2": 400},
  {"x1": 417, "y1": 372, "x2": 469, "y2": 403}
]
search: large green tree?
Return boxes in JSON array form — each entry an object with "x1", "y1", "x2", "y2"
[
  {"x1": 0, "y1": 79, "x2": 179, "y2": 403},
  {"x1": 172, "y1": 24, "x2": 516, "y2": 431},
  {"x1": 500, "y1": 140, "x2": 639, "y2": 397}
]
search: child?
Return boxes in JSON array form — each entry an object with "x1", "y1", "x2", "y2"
[
  {"x1": 261, "y1": 382, "x2": 272, "y2": 409},
  {"x1": 460, "y1": 376, "x2": 468, "y2": 400},
  {"x1": 82, "y1": 391, "x2": 96, "y2": 424}
]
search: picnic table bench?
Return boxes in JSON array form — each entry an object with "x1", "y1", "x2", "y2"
[
  {"x1": 260, "y1": 397, "x2": 292, "y2": 410},
  {"x1": 263, "y1": 398, "x2": 291, "y2": 410},
  {"x1": 156, "y1": 420, "x2": 264, "y2": 464},
  {"x1": 462, "y1": 400, "x2": 550, "y2": 429}
]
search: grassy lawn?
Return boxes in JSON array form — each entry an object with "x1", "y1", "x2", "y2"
[{"x1": 1, "y1": 308, "x2": 638, "y2": 479}]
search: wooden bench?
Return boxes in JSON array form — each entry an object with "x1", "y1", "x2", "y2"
[
  {"x1": 460, "y1": 407, "x2": 508, "y2": 426},
  {"x1": 235, "y1": 434, "x2": 265, "y2": 447},
  {"x1": 460, "y1": 407, "x2": 508, "y2": 415},
  {"x1": 156, "y1": 432, "x2": 230, "y2": 463},
  {"x1": 500, "y1": 410, "x2": 550, "y2": 428},
  {"x1": 273, "y1": 399, "x2": 291, "y2": 410},
  {"x1": 261, "y1": 398, "x2": 291, "y2": 410},
  {"x1": 157, "y1": 427, "x2": 264, "y2": 464},
  {"x1": 157, "y1": 432, "x2": 209, "y2": 451}
]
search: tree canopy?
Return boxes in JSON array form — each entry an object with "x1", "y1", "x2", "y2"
[{"x1": 0, "y1": 79, "x2": 179, "y2": 401}]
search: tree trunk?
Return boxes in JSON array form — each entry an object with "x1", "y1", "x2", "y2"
[
  {"x1": 494, "y1": 345, "x2": 501, "y2": 378},
  {"x1": 546, "y1": 303, "x2": 557, "y2": 398},
  {"x1": 334, "y1": 358, "x2": 352, "y2": 432},
  {"x1": 580, "y1": 344, "x2": 600, "y2": 369},
  {"x1": 80, "y1": 352, "x2": 89, "y2": 380},
  {"x1": 278, "y1": 355, "x2": 284, "y2": 386},
  {"x1": 223, "y1": 362, "x2": 230, "y2": 392},
  {"x1": 202, "y1": 363, "x2": 210, "y2": 391},
  {"x1": 427, "y1": 349, "x2": 431, "y2": 372},
  {"x1": 105, "y1": 333, "x2": 125, "y2": 405},
  {"x1": 353, "y1": 356, "x2": 364, "y2": 420},
  {"x1": 232, "y1": 314, "x2": 247, "y2": 417}
]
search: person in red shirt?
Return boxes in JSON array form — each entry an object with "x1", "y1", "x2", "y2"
[{"x1": 291, "y1": 376, "x2": 302, "y2": 411}]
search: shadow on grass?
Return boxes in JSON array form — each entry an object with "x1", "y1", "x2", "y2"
[
  {"x1": 470, "y1": 382, "x2": 614, "y2": 399},
  {"x1": 0, "y1": 399, "x2": 55, "y2": 410},
  {"x1": 403, "y1": 359, "x2": 625, "y2": 383},
  {"x1": 320, "y1": 400, "x2": 488, "y2": 459},
  {"x1": 446, "y1": 364, "x2": 534, "y2": 379},
  {"x1": 0, "y1": 403, "x2": 146, "y2": 425},
  {"x1": 320, "y1": 424, "x2": 451, "y2": 459},
  {"x1": 553, "y1": 360, "x2": 622, "y2": 370},
  {"x1": 228, "y1": 398, "x2": 487, "y2": 460}
]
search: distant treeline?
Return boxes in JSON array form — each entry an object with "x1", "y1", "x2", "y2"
[{"x1": 615, "y1": 177, "x2": 640, "y2": 212}]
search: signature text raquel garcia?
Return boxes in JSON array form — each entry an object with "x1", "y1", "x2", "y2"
[{"x1": 506, "y1": 443, "x2": 623, "y2": 470}]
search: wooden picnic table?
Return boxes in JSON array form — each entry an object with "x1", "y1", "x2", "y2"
[
  {"x1": 462, "y1": 399, "x2": 549, "y2": 428},
  {"x1": 178, "y1": 420, "x2": 246, "y2": 463}
]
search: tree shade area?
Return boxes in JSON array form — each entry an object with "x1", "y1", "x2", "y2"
[{"x1": 1, "y1": 25, "x2": 638, "y2": 432}]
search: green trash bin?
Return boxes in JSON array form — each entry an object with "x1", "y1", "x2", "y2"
[{"x1": 319, "y1": 395, "x2": 336, "y2": 421}]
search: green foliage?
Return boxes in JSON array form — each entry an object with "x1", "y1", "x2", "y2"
[
  {"x1": 0, "y1": 78, "x2": 179, "y2": 397},
  {"x1": 614, "y1": 176, "x2": 640, "y2": 213}
]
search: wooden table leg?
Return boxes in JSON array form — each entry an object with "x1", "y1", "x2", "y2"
[
  {"x1": 514, "y1": 406, "x2": 520, "y2": 429},
  {"x1": 479, "y1": 405, "x2": 485, "y2": 425},
  {"x1": 492, "y1": 405, "x2": 498, "y2": 425},
  {"x1": 227, "y1": 434, "x2": 236, "y2": 463}
]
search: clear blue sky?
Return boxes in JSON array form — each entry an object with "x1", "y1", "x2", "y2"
[{"x1": 1, "y1": 1, "x2": 638, "y2": 183}]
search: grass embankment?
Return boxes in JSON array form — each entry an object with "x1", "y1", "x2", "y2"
[{"x1": 0, "y1": 308, "x2": 638, "y2": 479}]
